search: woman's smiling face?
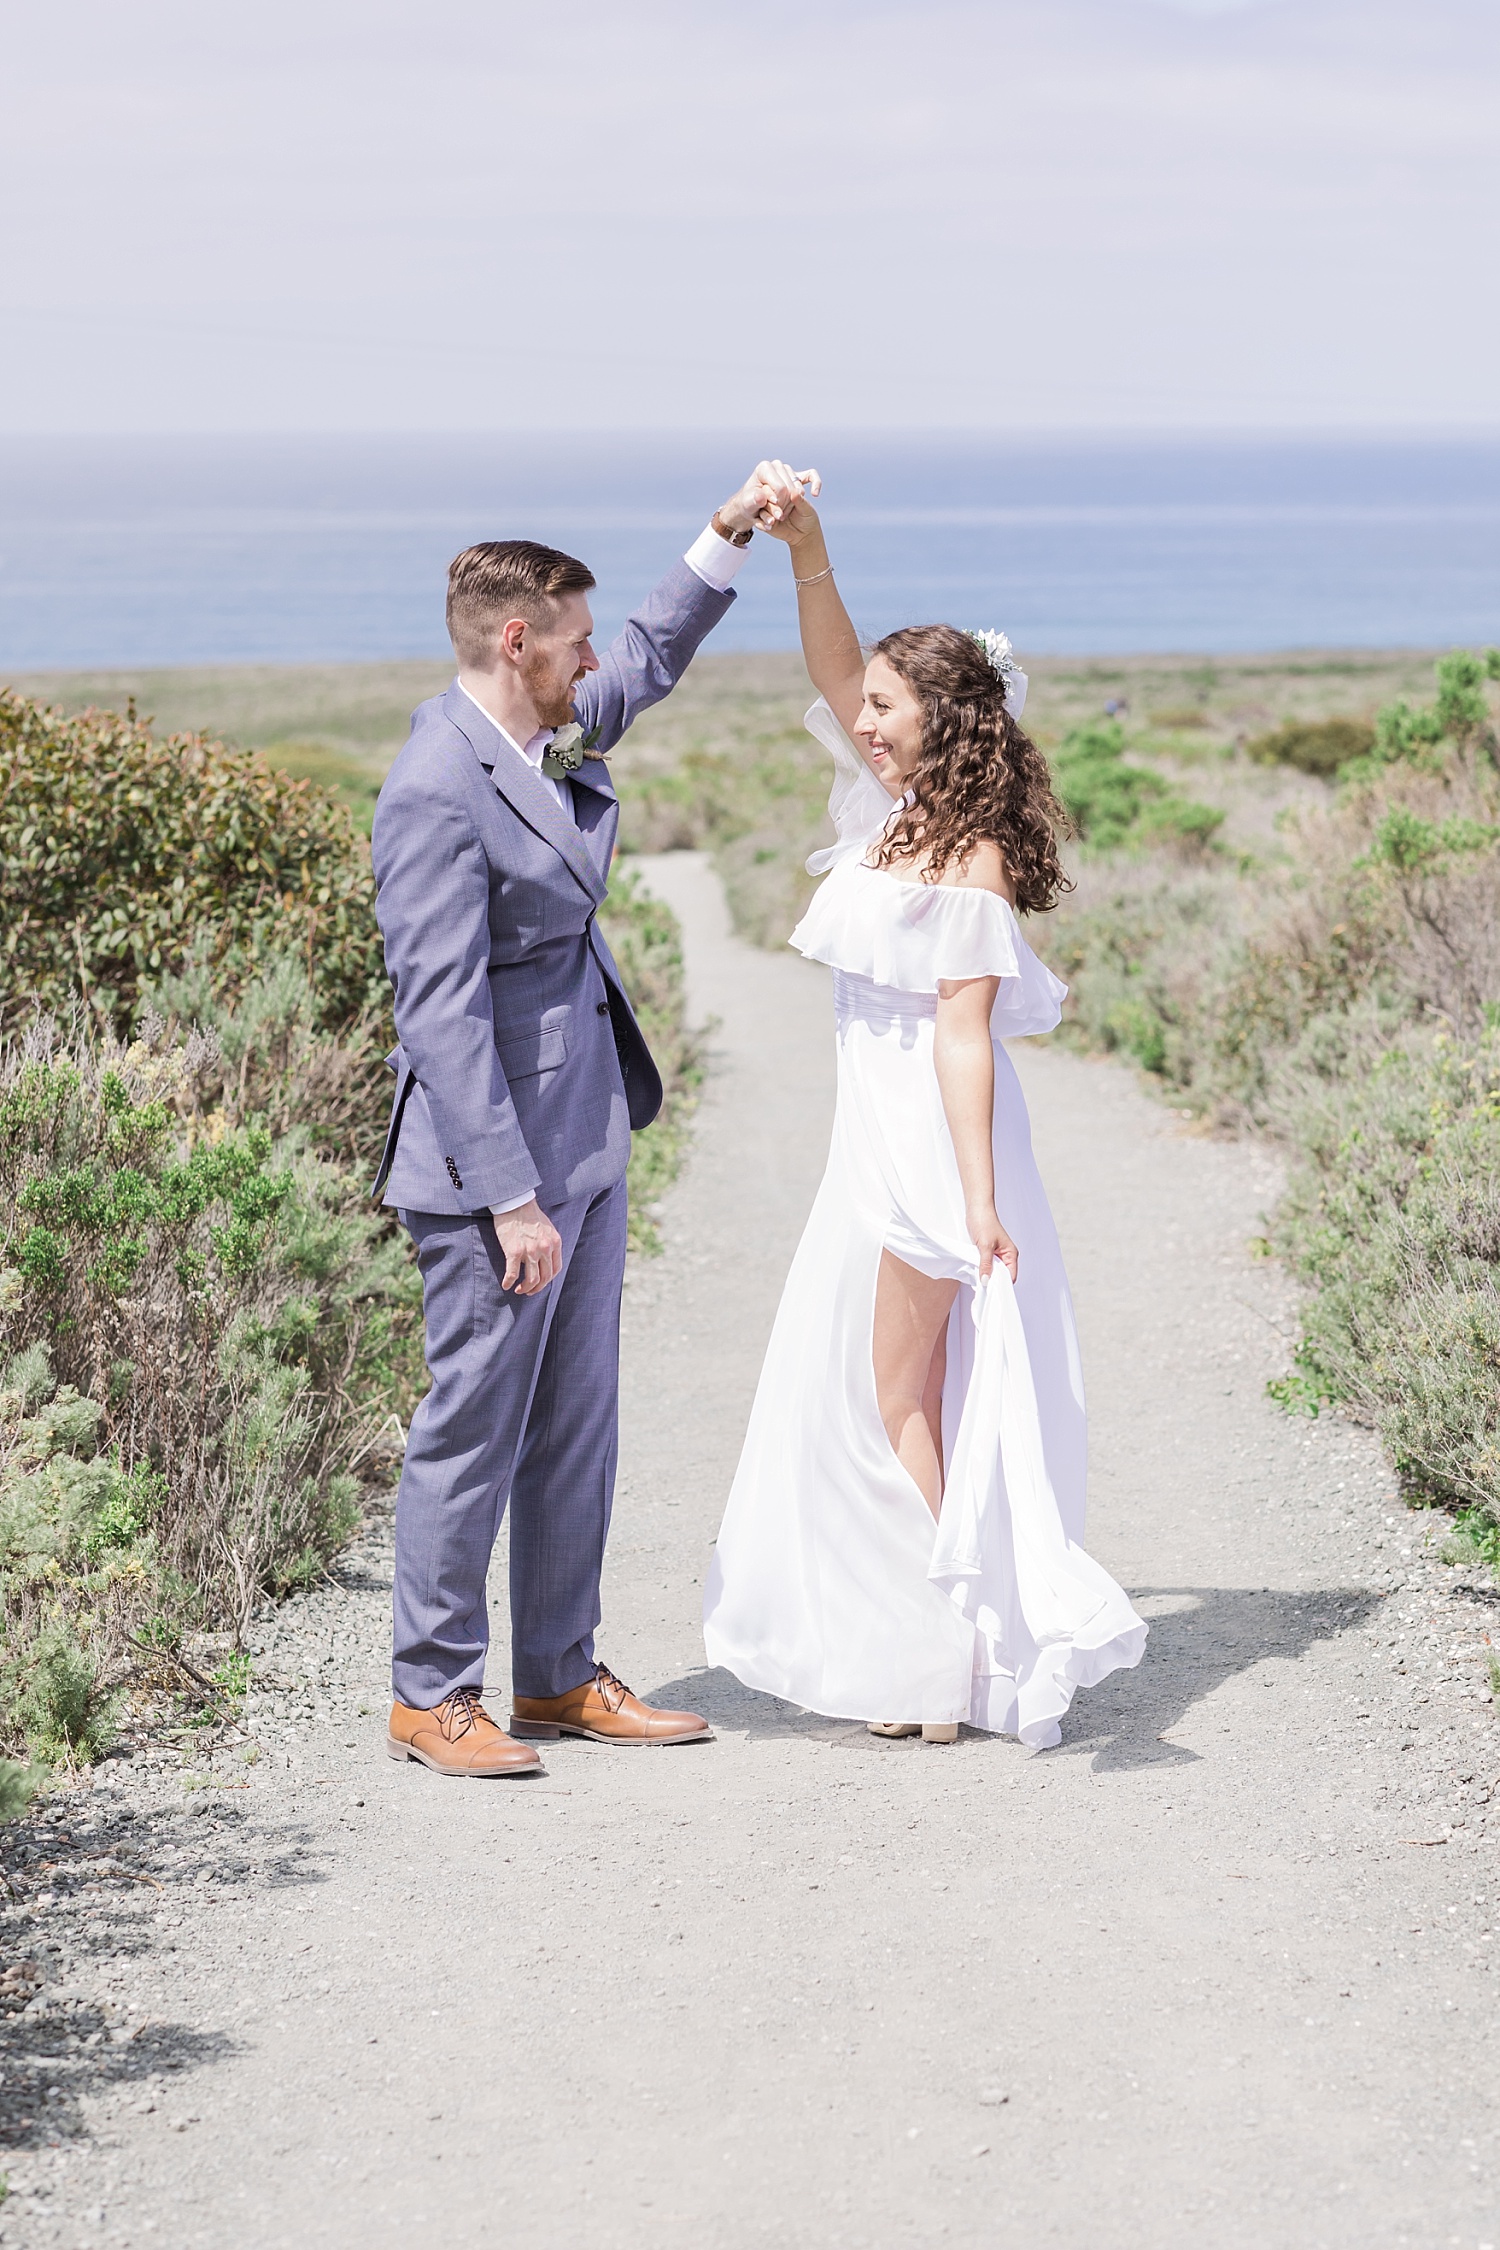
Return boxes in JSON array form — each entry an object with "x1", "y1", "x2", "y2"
[{"x1": 855, "y1": 655, "x2": 926, "y2": 796}]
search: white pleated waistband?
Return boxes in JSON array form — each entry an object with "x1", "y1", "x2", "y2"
[{"x1": 833, "y1": 968, "x2": 939, "y2": 1031}]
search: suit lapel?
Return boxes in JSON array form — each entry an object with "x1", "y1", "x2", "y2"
[
  {"x1": 567, "y1": 756, "x2": 619, "y2": 891},
  {"x1": 443, "y1": 683, "x2": 606, "y2": 906}
]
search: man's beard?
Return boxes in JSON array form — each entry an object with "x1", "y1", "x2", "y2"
[{"x1": 520, "y1": 648, "x2": 580, "y2": 731}]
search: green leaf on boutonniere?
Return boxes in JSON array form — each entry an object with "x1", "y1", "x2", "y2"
[{"x1": 541, "y1": 723, "x2": 606, "y2": 780}]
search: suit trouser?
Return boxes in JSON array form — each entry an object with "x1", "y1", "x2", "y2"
[{"x1": 391, "y1": 1176, "x2": 628, "y2": 1708}]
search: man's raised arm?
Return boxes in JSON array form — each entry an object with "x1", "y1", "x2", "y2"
[{"x1": 575, "y1": 461, "x2": 800, "y2": 750}]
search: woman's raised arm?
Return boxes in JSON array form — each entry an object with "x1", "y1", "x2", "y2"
[{"x1": 755, "y1": 467, "x2": 865, "y2": 741}]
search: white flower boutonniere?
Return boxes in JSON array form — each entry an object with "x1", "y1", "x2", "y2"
[{"x1": 541, "y1": 722, "x2": 605, "y2": 781}]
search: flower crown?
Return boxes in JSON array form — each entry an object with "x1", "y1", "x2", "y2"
[{"x1": 965, "y1": 628, "x2": 1028, "y2": 718}]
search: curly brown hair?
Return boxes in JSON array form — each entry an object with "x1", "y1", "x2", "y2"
[{"x1": 867, "y1": 624, "x2": 1073, "y2": 914}]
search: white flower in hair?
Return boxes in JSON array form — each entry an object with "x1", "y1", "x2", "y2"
[{"x1": 965, "y1": 628, "x2": 1028, "y2": 719}]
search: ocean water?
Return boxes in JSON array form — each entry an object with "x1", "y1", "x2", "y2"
[{"x1": 1, "y1": 433, "x2": 1497, "y2": 669}]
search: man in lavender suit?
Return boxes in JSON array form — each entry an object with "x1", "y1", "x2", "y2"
[{"x1": 373, "y1": 462, "x2": 790, "y2": 1777}]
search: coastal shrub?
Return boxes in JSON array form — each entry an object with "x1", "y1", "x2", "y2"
[
  {"x1": 141, "y1": 946, "x2": 393, "y2": 1176},
  {"x1": 1040, "y1": 650, "x2": 1500, "y2": 1527},
  {"x1": 0, "y1": 1005, "x2": 424, "y2": 1762},
  {"x1": 1044, "y1": 865, "x2": 1243, "y2": 1087},
  {"x1": 0, "y1": 1759, "x2": 38, "y2": 1822},
  {"x1": 1271, "y1": 1014, "x2": 1500, "y2": 1521},
  {"x1": 1346, "y1": 648, "x2": 1500, "y2": 786},
  {"x1": 0, "y1": 687, "x2": 385, "y2": 1038},
  {"x1": 1051, "y1": 721, "x2": 1225, "y2": 857},
  {"x1": 1245, "y1": 717, "x2": 1374, "y2": 775},
  {"x1": 1046, "y1": 655, "x2": 1500, "y2": 1123}
]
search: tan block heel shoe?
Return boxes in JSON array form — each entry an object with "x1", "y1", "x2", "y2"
[{"x1": 867, "y1": 1721, "x2": 959, "y2": 1743}]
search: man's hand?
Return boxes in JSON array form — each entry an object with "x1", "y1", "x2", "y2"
[
  {"x1": 717, "y1": 459, "x2": 821, "y2": 539},
  {"x1": 490, "y1": 1199, "x2": 563, "y2": 1295}
]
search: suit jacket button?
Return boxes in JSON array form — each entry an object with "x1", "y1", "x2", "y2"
[{"x1": 596, "y1": 1001, "x2": 609, "y2": 1015}]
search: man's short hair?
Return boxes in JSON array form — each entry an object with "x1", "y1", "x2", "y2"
[{"x1": 446, "y1": 539, "x2": 597, "y2": 668}]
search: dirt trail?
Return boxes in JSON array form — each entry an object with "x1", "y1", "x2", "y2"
[{"x1": 3, "y1": 851, "x2": 1498, "y2": 2250}]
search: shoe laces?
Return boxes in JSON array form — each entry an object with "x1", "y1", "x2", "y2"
[
  {"x1": 438, "y1": 1686, "x2": 488, "y2": 1740},
  {"x1": 594, "y1": 1664, "x2": 631, "y2": 1714}
]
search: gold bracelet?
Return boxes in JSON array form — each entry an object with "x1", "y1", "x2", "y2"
[{"x1": 794, "y1": 565, "x2": 835, "y2": 590}]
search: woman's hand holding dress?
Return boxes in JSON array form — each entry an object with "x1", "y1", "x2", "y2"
[
  {"x1": 965, "y1": 1200, "x2": 1020, "y2": 1286},
  {"x1": 933, "y1": 968, "x2": 1020, "y2": 1284}
]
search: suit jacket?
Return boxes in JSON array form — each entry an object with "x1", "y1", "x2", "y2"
[{"x1": 371, "y1": 558, "x2": 733, "y2": 1214}]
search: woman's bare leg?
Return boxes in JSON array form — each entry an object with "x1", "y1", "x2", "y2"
[
  {"x1": 922, "y1": 1313, "x2": 948, "y2": 1476},
  {"x1": 873, "y1": 1250, "x2": 958, "y2": 1520}
]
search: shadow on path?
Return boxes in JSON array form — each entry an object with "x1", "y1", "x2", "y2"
[
  {"x1": 651, "y1": 1583, "x2": 1383, "y2": 1770},
  {"x1": 0, "y1": 1790, "x2": 329, "y2": 2157},
  {"x1": 1062, "y1": 1584, "x2": 1382, "y2": 1771}
]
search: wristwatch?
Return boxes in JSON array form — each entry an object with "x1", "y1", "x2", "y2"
[{"x1": 711, "y1": 509, "x2": 754, "y2": 548}]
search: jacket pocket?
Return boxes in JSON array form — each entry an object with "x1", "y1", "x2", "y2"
[{"x1": 496, "y1": 1023, "x2": 568, "y2": 1082}]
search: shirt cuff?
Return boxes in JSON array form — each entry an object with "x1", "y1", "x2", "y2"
[
  {"x1": 684, "y1": 522, "x2": 751, "y2": 593},
  {"x1": 489, "y1": 1191, "x2": 535, "y2": 1216}
]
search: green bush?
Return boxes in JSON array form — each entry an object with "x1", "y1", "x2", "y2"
[
  {"x1": 0, "y1": 687, "x2": 385, "y2": 1038},
  {"x1": 141, "y1": 946, "x2": 393, "y2": 1175},
  {"x1": 0, "y1": 1758, "x2": 39, "y2": 1823},
  {"x1": 1245, "y1": 717, "x2": 1375, "y2": 775},
  {"x1": 1271, "y1": 1013, "x2": 1500, "y2": 1518},
  {"x1": 19, "y1": 1622, "x2": 118, "y2": 1762},
  {"x1": 1041, "y1": 649, "x2": 1500, "y2": 1532},
  {"x1": 1051, "y1": 721, "x2": 1225, "y2": 857},
  {"x1": 0, "y1": 1004, "x2": 423, "y2": 1762},
  {"x1": 1346, "y1": 649, "x2": 1500, "y2": 785},
  {"x1": 1043, "y1": 656, "x2": 1500, "y2": 1121}
]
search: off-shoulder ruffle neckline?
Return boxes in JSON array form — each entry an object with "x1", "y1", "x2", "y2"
[{"x1": 856, "y1": 859, "x2": 1019, "y2": 908}]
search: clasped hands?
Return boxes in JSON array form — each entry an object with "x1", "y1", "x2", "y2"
[{"x1": 717, "y1": 459, "x2": 823, "y2": 543}]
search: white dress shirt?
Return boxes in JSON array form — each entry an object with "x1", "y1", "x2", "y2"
[
  {"x1": 478, "y1": 521, "x2": 752, "y2": 1215},
  {"x1": 457, "y1": 685, "x2": 571, "y2": 813}
]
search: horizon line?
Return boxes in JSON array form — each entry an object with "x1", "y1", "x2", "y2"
[{"x1": 4, "y1": 424, "x2": 1500, "y2": 447}]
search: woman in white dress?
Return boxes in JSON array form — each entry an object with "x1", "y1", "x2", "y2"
[{"x1": 702, "y1": 475, "x2": 1147, "y2": 1750}]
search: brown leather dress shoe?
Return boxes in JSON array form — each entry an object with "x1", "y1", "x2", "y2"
[
  {"x1": 387, "y1": 1687, "x2": 544, "y2": 1777},
  {"x1": 510, "y1": 1663, "x2": 713, "y2": 1745}
]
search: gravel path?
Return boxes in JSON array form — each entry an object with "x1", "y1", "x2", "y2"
[{"x1": 3, "y1": 851, "x2": 1499, "y2": 2250}]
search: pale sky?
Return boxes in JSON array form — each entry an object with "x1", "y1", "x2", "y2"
[{"x1": 2, "y1": 0, "x2": 1496, "y2": 433}]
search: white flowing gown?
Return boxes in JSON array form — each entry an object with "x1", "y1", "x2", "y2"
[{"x1": 702, "y1": 700, "x2": 1147, "y2": 1749}]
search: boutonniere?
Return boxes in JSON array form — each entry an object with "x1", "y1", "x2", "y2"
[{"x1": 541, "y1": 722, "x2": 605, "y2": 780}]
